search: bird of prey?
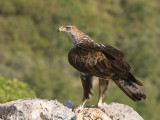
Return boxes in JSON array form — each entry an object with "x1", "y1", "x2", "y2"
[{"x1": 58, "y1": 24, "x2": 146, "y2": 112}]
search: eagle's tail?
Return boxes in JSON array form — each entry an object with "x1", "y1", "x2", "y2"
[{"x1": 114, "y1": 79, "x2": 147, "y2": 102}]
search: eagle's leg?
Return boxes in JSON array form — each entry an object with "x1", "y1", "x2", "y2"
[
  {"x1": 96, "y1": 78, "x2": 109, "y2": 107},
  {"x1": 74, "y1": 73, "x2": 93, "y2": 113}
]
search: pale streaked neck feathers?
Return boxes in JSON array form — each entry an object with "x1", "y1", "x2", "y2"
[{"x1": 66, "y1": 27, "x2": 93, "y2": 48}]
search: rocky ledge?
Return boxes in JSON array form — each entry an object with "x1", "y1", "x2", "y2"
[{"x1": 0, "y1": 98, "x2": 144, "y2": 120}]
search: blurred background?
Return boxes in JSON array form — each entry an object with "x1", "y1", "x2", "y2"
[{"x1": 0, "y1": 0, "x2": 159, "y2": 119}]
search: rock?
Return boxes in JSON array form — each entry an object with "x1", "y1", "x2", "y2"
[
  {"x1": 63, "y1": 100, "x2": 76, "y2": 109},
  {"x1": 0, "y1": 98, "x2": 75, "y2": 120},
  {"x1": 100, "y1": 102, "x2": 144, "y2": 120},
  {"x1": 0, "y1": 98, "x2": 144, "y2": 120}
]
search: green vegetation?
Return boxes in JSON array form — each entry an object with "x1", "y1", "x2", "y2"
[
  {"x1": 0, "y1": 0, "x2": 159, "y2": 119},
  {"x1": 0, "y1": 76, "x2": 36, "y2": 103}
]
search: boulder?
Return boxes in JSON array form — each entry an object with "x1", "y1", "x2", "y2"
[
  {"x1": 0, "y1": 98, "x2": 74, "y2": 120},
  {"x1": 0, "y1": 98, "x2": 144, "y2": 120},
  {"x1": 100, "y1": 103, "x2": 144, "y2": 120}
]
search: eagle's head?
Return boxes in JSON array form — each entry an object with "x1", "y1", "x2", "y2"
[
  {"x1": 57, "y1": 24, "x2": 80, "y2": 35},
  {"x1": 58, "y1": 24, "x2": 86, "y2": 47}
]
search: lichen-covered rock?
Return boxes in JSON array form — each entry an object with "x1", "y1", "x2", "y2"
[{"x1": 0, "y1": 98, "x2": 144, "y2": 120}]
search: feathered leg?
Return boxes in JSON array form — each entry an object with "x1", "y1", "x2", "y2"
[
  {"x1": 96, "y1": 78, "x2": 109, "y2": 107},
  {"x1": 74, "y1": 73, "x2": 93, "y2": 113}
]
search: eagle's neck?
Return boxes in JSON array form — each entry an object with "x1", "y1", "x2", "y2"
[
  {"x1": 68, "y1": 34, "x2": 79, "y2": 48},
  {"x1": 67, "y1": 32, "x2": 89, "y2": 48}
]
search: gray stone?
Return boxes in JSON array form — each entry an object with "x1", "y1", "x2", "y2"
[
  {"x1": 0, "y1": 98, "x2": 75, "y2": 120},
  {"x1": 0, "y1": 98, "x2": 144, "y2": 120},
  {"x1": 100, "y1": 102, "x2": 144, "y2": 120},
  {"x1": 63, "y1": 100, "x2": 75, "y2": 110}
]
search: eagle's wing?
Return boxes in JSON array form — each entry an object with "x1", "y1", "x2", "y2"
[
  {"x1": 69, "y1": 42, "x2": 143, "y2": 87},
  {"x1": 69, "y1": 47, "x2": 128, "y2": 79},
  {"x1": 77, "y1": 40, "x2": 124, "y2": 60},
  {"x1": 68, "y1": 48, "x2": 114, "y2": 77},
  {"x1": 77, "y1": 41, "x2": 130, "y2": 73},
  {"x1": 75, "y1": 41, "x2": 144, "y2": 86}
]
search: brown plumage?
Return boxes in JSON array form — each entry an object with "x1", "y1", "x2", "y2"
[{"x1": 58, "y1": 24, "x2": 146, "y2": 111}]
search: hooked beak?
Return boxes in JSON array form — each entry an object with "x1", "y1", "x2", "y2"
[{"x1": 57, "y1": 26, "x2": 66, "y2": 32}]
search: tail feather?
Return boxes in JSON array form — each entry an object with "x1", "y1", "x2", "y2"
[
  {"x1": 114, "y1": 79, "x2": 146, "y2": 102},
  {"x1": 127, "y1": 72, "x2": 143, "y2": 86}
]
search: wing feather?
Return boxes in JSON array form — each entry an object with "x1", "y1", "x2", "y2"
[
  {"x1": 68, "y1": 48, "x2": 112, "y2": 77},
  {"x1": 77, "y1": 41, "x2": 124, "y2": 60},
  {"x1": 103, "y1": 44, "x2": 124, "y2": 59},
  {"x1": 77, "y1": 41, "x2": 130, "y2": 73}
]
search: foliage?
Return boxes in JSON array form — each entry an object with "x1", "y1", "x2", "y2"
[
  {"x1": 0, "y1": 0, "x2": 160, "y2": 119},
  {"x1": 0, "y1": 76, "x2": 36, "y2": 103}
]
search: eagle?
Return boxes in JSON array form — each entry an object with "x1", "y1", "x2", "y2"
[{"x1": 58, "y1": 24, "x2": 146, "y2": 112}]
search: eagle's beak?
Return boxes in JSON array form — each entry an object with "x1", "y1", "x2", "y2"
[{"x1": 57, "y1": 26, "x2": 66, "y2": 32}]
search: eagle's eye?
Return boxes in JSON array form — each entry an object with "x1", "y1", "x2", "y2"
[{"x1": 66, "y1": 27, "x2": 71, "y2": 30}]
